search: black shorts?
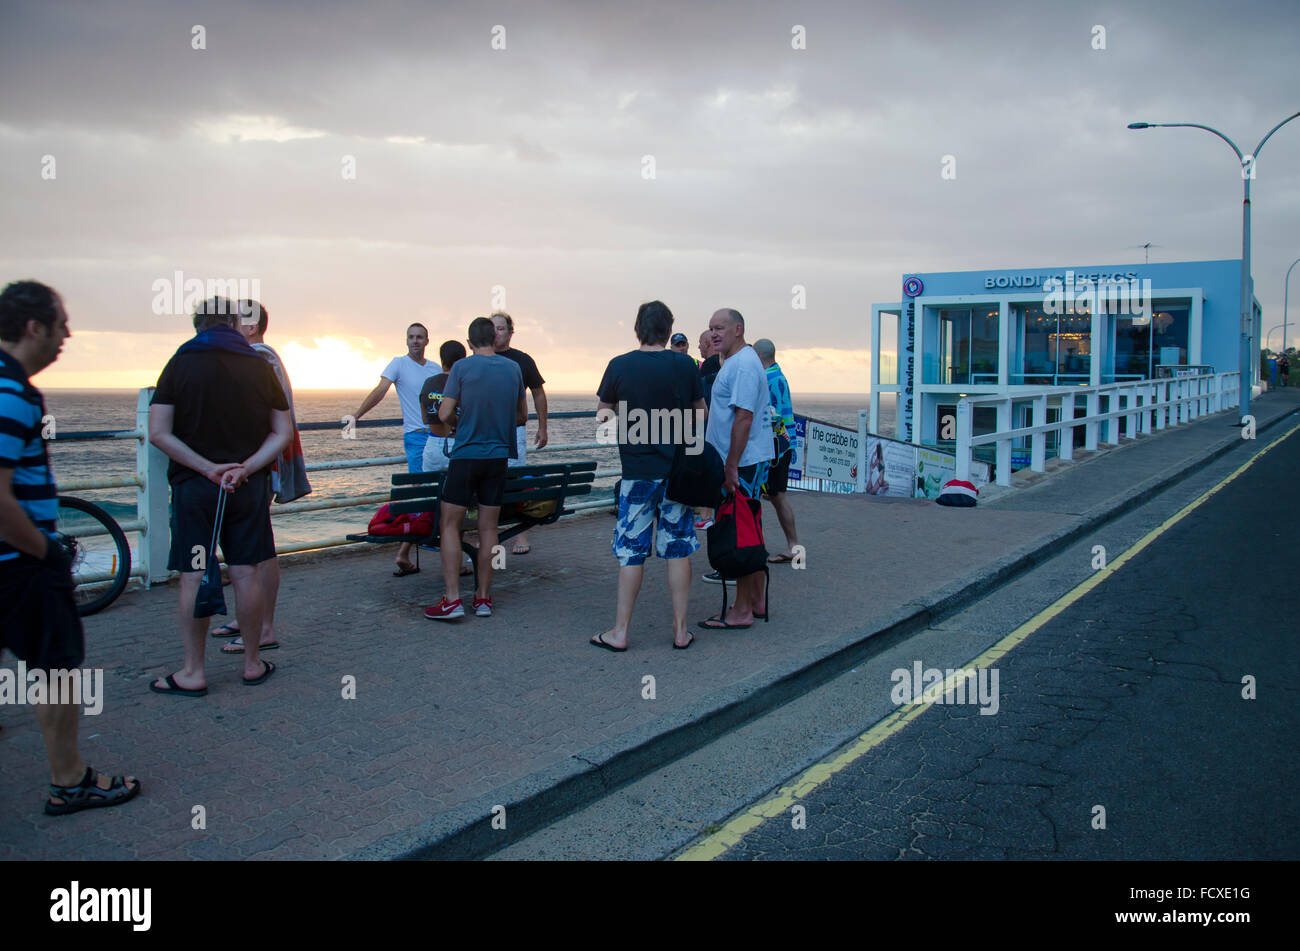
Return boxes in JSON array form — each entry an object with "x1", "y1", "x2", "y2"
[
  {"x1": 442, "y1": 458, "x2": 509, "y2": 508},
  {"x1": 0, "y1": 554, "x2": 85, "y2": 671},
  {"x1": 765, "y1": 449, "x2": 792, "y2": 495},
  {"x1": 167, "y1": 473, "x2": 275, "y2": 572}
]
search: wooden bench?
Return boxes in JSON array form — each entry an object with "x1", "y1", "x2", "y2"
[{"x1": 345, "y1": 461, "x2": 598, "y2": 585}]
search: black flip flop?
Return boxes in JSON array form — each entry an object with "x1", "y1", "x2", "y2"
[
  {"x1": 673, "y1": 632, "x2": 695, "y2": 650},
  {"x1": 149, "y1": 674, "x2": 208, "y2": 698},
  {"x1": 243, "y1": 660, "x2": 276, "y2": 686},
  {"x1": 698, "y1": 616, "x2": 752, "y2": 630},
  {"x1": 590, "y1": 633, "x2": 627, "y2": 653}
]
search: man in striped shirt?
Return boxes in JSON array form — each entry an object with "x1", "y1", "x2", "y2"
[{"x1": 0, "y1": 280, "x2": 141, "y2": 815}]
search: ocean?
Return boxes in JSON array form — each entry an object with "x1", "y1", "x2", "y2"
[{"x1": 43, "y1": 390, "x2": 889, "y2": 551}]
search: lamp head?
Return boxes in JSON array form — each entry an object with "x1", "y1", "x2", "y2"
[{"x1": 1127, "y1": 122, "x2": 1151, "y2": 130}]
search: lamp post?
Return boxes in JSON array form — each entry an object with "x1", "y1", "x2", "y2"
[
  {"x1": 1128, "y1": 112, "x2": 1300, "y2": 424},
  {"x1": 1284, "y1": 255, "x2": 1300, "y2": 355}
]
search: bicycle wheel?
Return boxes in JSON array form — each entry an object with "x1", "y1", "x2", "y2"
[{"x1": 56, "y1": 496, "x2": 132, "y2": 616}]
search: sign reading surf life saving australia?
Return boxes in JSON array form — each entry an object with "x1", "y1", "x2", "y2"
[
  {"x1": 802, "y1": 419, "x2": 859, "y2": 483},
  {"x1": 902, "y1": 298, "x2": 915, "y2": 443}
]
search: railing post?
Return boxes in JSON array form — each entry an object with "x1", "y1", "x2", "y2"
[
  {"x1": 995, "y1": 397, "x2": 1012, "y2": 487},
  {"x1": 1030, "y1": 394, "x2": 1047, "y2": 473},
  {"x1": 954, "y1": 400, "x2": 972, "y2": 482},
  {"x1": 1085, "y1": 390, "x2": 1100, "y2": 451},
  {"x1": 1141, "y1": 384, "x2": 1153, "y2": 435},
  {"x1": 856, "y1": 410, "x2": 868, "y2": 493},
  {"x1": 136, "y1": 388, "x2": 171, "y2": 586},
  {"x1": 1104, "y1": 390, "x2": 1119, "y2": 445},
  {"x1": 1058, "y1": 394, "x2": 1075, "y2": 462}
]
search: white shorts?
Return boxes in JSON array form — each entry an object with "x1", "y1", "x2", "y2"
[
  {"x1": 507, "y1": 424, "x2": 528, "y2": 468},
  {"x1": 422, "y1": 434, "x2": 454, "y2": 473}
]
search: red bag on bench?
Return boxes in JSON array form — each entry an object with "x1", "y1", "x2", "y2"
[{"x1": 368, "y1": 504, "x2": 435, "y2": 537}]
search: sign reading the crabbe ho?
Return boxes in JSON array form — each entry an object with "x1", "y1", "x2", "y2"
[{"x1": 802, "y1": 419, "x2": 859, "y2": 483}]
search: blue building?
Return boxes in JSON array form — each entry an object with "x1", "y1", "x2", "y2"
[{"x1": 869, "y1": 260, "x2": 1260, "y2": 446}]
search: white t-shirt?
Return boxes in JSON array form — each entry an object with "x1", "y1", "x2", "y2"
[
  {"x1": 382, "y1": 355, "x2": 441, "y2": 432},
  {"x1": 705, "y1": 345, "x2": 775, "y2": 467}
]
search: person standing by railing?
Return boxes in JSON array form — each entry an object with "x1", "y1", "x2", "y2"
[
  {"x1": 148, "y1": 296, "x2": 291, "y2": 693},
  {"x1": 754, "y1": 338, "x2": 801, "y2": 564},
  {"x1": 0, "y1": 280, "x2": 141, "y2": 815},
  {"x1": 210, "y1": 300, "x2": 312, "y2": 655},
  {"x1": 491, "y1": 312, "x2": 547, "y2": 555},
  {"x1": 349, "y1": 323, "x2": 440, "y2": 577}
]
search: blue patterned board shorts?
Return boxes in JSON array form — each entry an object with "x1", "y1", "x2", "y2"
[
  {"x1": 737, "y1": 461, "x2": 770, "y2": 499},
  {"x1": 612, "y1": 478, "x2": 699, "y2": 567}
]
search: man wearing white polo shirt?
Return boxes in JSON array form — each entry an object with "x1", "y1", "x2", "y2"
[{"x1": 350, "y1": 323, "x2": 440, "y2": 575}]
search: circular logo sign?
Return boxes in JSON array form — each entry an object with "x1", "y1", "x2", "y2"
[{"x1": 903, "y1": 277, "x2": 924, "y2": 297}]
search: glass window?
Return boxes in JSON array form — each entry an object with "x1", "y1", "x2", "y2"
[
  {"x1": 1113, "y1": 315, "x2": 1152, "y2": 379},
  {"x1": 1016, "y1": 305, "x2": 1091, "y2": 385},
  {"x1": 935, "y1": 307, "x2": 999, "y2": 385},
  {"x1": 1152, "y1": 305, "x2": 1189, "y2": 369},
  {"x1": 877, "y1": 312, "x2": 899, "y2": 385}
]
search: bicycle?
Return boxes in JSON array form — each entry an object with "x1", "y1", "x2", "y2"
[{"x1": 55, "y1": 495, "x2": 132, "y2": 616}]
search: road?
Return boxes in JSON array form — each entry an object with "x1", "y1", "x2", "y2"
[{"x1": 696, "y1": 425, "x2": 1300, "y2": 860}]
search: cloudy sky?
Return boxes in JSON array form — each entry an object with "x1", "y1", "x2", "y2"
[{"x1": 2, "y1": 0, "x2": 1297, "y2": 393}]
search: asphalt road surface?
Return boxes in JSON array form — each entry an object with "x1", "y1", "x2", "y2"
[{"x1": 711, "y1": 426, "x2": 1300, "y2": 861}]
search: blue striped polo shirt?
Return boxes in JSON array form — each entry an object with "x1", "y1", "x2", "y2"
[{"x1": 0, "y1": 348, "x2": 57, "y2": 562}]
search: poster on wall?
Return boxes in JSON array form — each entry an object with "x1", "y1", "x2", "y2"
[
  {"x1": 914, "y1": 447, "x2": 955, "y2": 499},
  {"x1": 788, "y1": 417, "x2": 806, "y2": 480},
  {"x1": 802, "y1": 420, "x2": 859, "y2": 483},
  {"x1": 864, "y1": 436, "x2": 915, "y2": 498}
]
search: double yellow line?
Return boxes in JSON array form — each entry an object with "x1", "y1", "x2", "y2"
[{"x1": 676, "y1": 419, "x2": 1300, "y2": 861}]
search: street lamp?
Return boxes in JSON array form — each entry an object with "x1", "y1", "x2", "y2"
[
  {"x1": 1128, "y1": 112, "x2": 1300, "y2": 424},
  {"x1": 1284, "y1": 255, "x2": 1300, "y2": 355}
]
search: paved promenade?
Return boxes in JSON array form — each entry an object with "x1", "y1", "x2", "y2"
[{"x1": 3, "y1": 389, "x2": 1296, "y2": 860}]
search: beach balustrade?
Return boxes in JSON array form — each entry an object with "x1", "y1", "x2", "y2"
[{"x1": 953, "y1": 372, "x2": 1242, "y2": 487}]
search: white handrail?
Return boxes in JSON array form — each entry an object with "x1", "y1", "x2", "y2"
[{"x1": 955, "y1": 373, "x2": 1240, "y2": 487}]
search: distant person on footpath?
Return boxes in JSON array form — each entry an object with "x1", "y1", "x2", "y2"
[
  {"x1": 1280, "y1": 353, "x2": 1290, "y2": 388},
  {"x1": 0, "y1": 280, "x2": 141, "y2": 815},
  {"x1": 491, "y1": 312, "x2": 547, "y2": 554},
  {"x1": 590, "y1": 301, "x2": 706, "y2": 652},
  {"x1": 149, "y1": 296, "x2": 291, "y2": 693},
  {"x1": 753, "y1": 338, "x2": 801, "y2": 564},
  {"x1": 211, "y1": 300, "x2": 312, "y2": 655},
  {"x1": 420, "y1": 340, "x2": 473, "y2": 577},
  {"x1": 349, "y1": 324, "x2": 440, "y2": 576},
  {"x1": 424, "y1": 317, "x2": 526, "y2": 620},
  {"x1": 700, "y1": 308, "x2": 773, "y2": 626}
]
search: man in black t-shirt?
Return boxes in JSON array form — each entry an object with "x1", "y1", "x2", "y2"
[
  {"x1": 491, "y1": 311, "x2": 547, "y2": 554},
  {"x1": 589, "y1": 300, "x2": 705, "y2": 653},
  {"x1": 148, "y1": 297, "x2": 291, "y2": 694}
]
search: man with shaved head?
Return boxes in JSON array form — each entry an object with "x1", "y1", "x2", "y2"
[
  {"x1": 753, "y1": 338, "x2": 800, "y2": 563},
  {"x1": 700, "y1": 308, "x2": 773, "y2": 628}
]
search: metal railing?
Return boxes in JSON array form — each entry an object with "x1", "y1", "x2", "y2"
[{"x1": 954, "y1": 372, "x2": 1241, "y2": 487}]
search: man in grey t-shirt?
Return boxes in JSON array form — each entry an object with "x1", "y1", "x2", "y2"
[{"x1": 425, "y1": 317, "x2": 526, "y2": 622}]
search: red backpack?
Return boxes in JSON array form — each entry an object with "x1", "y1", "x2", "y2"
[
  {"x1": 368, "y1": 504, "x2": 435, "y2": 538},
  {"x1": 706, "y1": 489, "x2": 770, "y2": 622}
]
